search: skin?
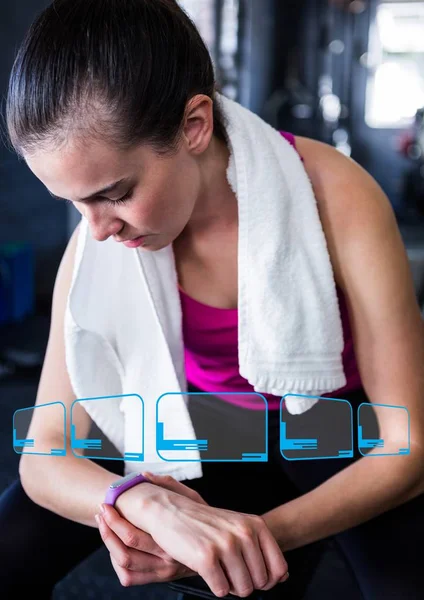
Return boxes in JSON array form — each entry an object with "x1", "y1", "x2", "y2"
[
  {"x1": 26, "y1": 95, "x2": 237, "y2": 253},
  {"x1": 25, "y1": 95, "x2": 288, "y2": 597},
  {"x1": 24, "y1": 94, "x2": 424, "y2": 593}
]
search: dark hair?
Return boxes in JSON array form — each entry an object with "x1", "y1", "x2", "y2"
[{"x1": 6, "y1": 0, "x2": 227, "y2": 157}]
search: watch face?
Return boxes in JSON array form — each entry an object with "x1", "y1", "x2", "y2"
[{"x1": 109, "y1": 472, "x2": 141, "y2": 489}]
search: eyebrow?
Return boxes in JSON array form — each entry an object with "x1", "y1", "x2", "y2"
[{"x1": 49, "y1": 178, "x2": 129, "y2": 204}]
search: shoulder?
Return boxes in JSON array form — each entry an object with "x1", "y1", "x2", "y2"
[
  {"x1": 293, "y1": 135, "x2": 391, "y2": 220},
  {"x1": 52, "y1": 221, "x2": 81, "y2": 316},
  {"x1": 292, "y1": 141, "x2": 424, "y2": 451},
  {"x1": 292, "y1": 135, "x2": 400, "y2": 292}
]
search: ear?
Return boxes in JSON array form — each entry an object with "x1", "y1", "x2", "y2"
[{"x1": 182, "y1": 94, "x2": 214, "y2": 155}]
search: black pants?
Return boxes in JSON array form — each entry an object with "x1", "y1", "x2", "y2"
[{"x1": 1, "y1": 387, "x2": 423, "y2": 599}]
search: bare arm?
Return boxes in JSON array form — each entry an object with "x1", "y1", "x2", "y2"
[
  {"x1": 19, "y1": 222, "x2": 154, "y2": 527},
  {"x1": 263, "y1": 137, "x2": 424, "y2": 551},
  {"x1": 18, "y1": 223, "x2": 288, "y2": 594}
]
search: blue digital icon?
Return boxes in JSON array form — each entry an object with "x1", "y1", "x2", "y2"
[
  {"x1": 13, "y1": 402, "x2": 66, "y2": 456},
  {"x1": 156, "y1": 391, "x2": 268, "y2": 462},
  {"x1": 280, "y1": 394, "x2": 354, "y2": 461},
  {"x1": 358, "y1": 403, "x2": 410, "y2": 457},
  {"x1": 71, "y1": 394, "x2": 144, "y2": 462}
]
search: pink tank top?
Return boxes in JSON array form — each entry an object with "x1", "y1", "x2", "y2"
[{"x1": 179, "y1": 132, "x2": 362, "y2": 410}]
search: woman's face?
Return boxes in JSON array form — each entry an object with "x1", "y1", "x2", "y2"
[
  {"x1": 25, "y1": 97, "x2": 218, "y2": 251},
  {"x1": 26, "y1": 137, "x2": 203, "y2": 251}
]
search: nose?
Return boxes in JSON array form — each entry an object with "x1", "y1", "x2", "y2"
[{"x1": 85, "y1": 206, "x2": 123, "y2": 242}]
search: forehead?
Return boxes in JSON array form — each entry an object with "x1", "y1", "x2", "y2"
[
  {"x1": 25, "y1": 141, "x2": 135, "y2": 191},
  {"x1": 24, "y1": 138, "x2": 151, "y2": 200}
]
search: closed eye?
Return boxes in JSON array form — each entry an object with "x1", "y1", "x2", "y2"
[
  {"x1": 105, "y1": 189, "x2": 134, "y2": 206},
  {"x1": 64, "y1": 189, "x2": 134, "y2": 207}
]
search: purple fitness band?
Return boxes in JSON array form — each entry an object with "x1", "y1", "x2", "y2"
[{"x1": 104, "y1": 472, "x2": 150, "y2": 506}]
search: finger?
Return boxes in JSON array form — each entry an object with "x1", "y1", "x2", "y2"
[
  {"x1": 96, "y1": 514, "x2": 162, "y2": 573},
  {"x1": 221, "y1": 545, "x2": 254, "y2": 598},
  {"x1": 110, "y1": 555, "x2": 161, "y2": 587},
  {"x1": 110, "y1": 555, "x2": 195, "y2": 587},
  {"x1": 197, "y1": 557, "x2": 232, "y2": 599},
  {"x1": 256, "y1": 528, "x2": 289, "y2": 591},
  {"x1": 142, "y1": 472, "x2": 208, "y2": 505},
  {"x1": 100, "y1": 504, "x2": 169, "y2": 559},
  {"x1": 238, "y1": 530, "x2": 269, "y2": 590}
]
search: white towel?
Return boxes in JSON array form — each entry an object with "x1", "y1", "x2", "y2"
[
  {"x1": 220, "y1": 94, "x2": 346, "y2": 413},
  {"x1": 65, "y1": 93, "x2": 346, "y2": 480}
]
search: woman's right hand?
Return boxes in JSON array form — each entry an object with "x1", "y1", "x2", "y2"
[{"x1": 96, "y1": 506, "x2": 197, "y2": 587}]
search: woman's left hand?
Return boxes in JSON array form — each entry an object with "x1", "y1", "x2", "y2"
[{"x1": 97, "y1": 473, "x2": 207, "y2": 587}]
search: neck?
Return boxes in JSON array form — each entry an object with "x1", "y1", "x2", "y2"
[{"x1": 183, "y1": 135, "x2": 237, "y2": 240}]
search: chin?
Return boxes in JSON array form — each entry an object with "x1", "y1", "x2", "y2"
[{"x1": 141, "y1": 238, "x2": 169, "y2": 252}]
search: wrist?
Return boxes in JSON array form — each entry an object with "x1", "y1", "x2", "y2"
[
  {"x1": 262, "y1": 502, "x2": 304, "y2": 552},
  {"x1": 114, "y1": 481, "x2": 166, "y2": 531}
]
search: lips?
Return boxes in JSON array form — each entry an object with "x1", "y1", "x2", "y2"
[{"x1": 122, "y1": 236, "x2": 145, "y2": 248}]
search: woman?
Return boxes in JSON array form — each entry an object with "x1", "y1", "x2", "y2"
[{"x1": 1, "y1": 1, "x2": 424, "y2": 599}]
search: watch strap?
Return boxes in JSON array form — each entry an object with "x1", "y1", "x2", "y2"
[{"x1": 104, "y1": 472, "x2": 149, "y2": 506}]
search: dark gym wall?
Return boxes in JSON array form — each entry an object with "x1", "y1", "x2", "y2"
[
  {"x1": 239, "y1": 0, "x2": 423, "y2": 220},
  {"x1": 0, "y1": 1, "x2": 68, "y2": 306},
  {"x1": 237, "y1": 0, "x2": 277, "y2": 116}
]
